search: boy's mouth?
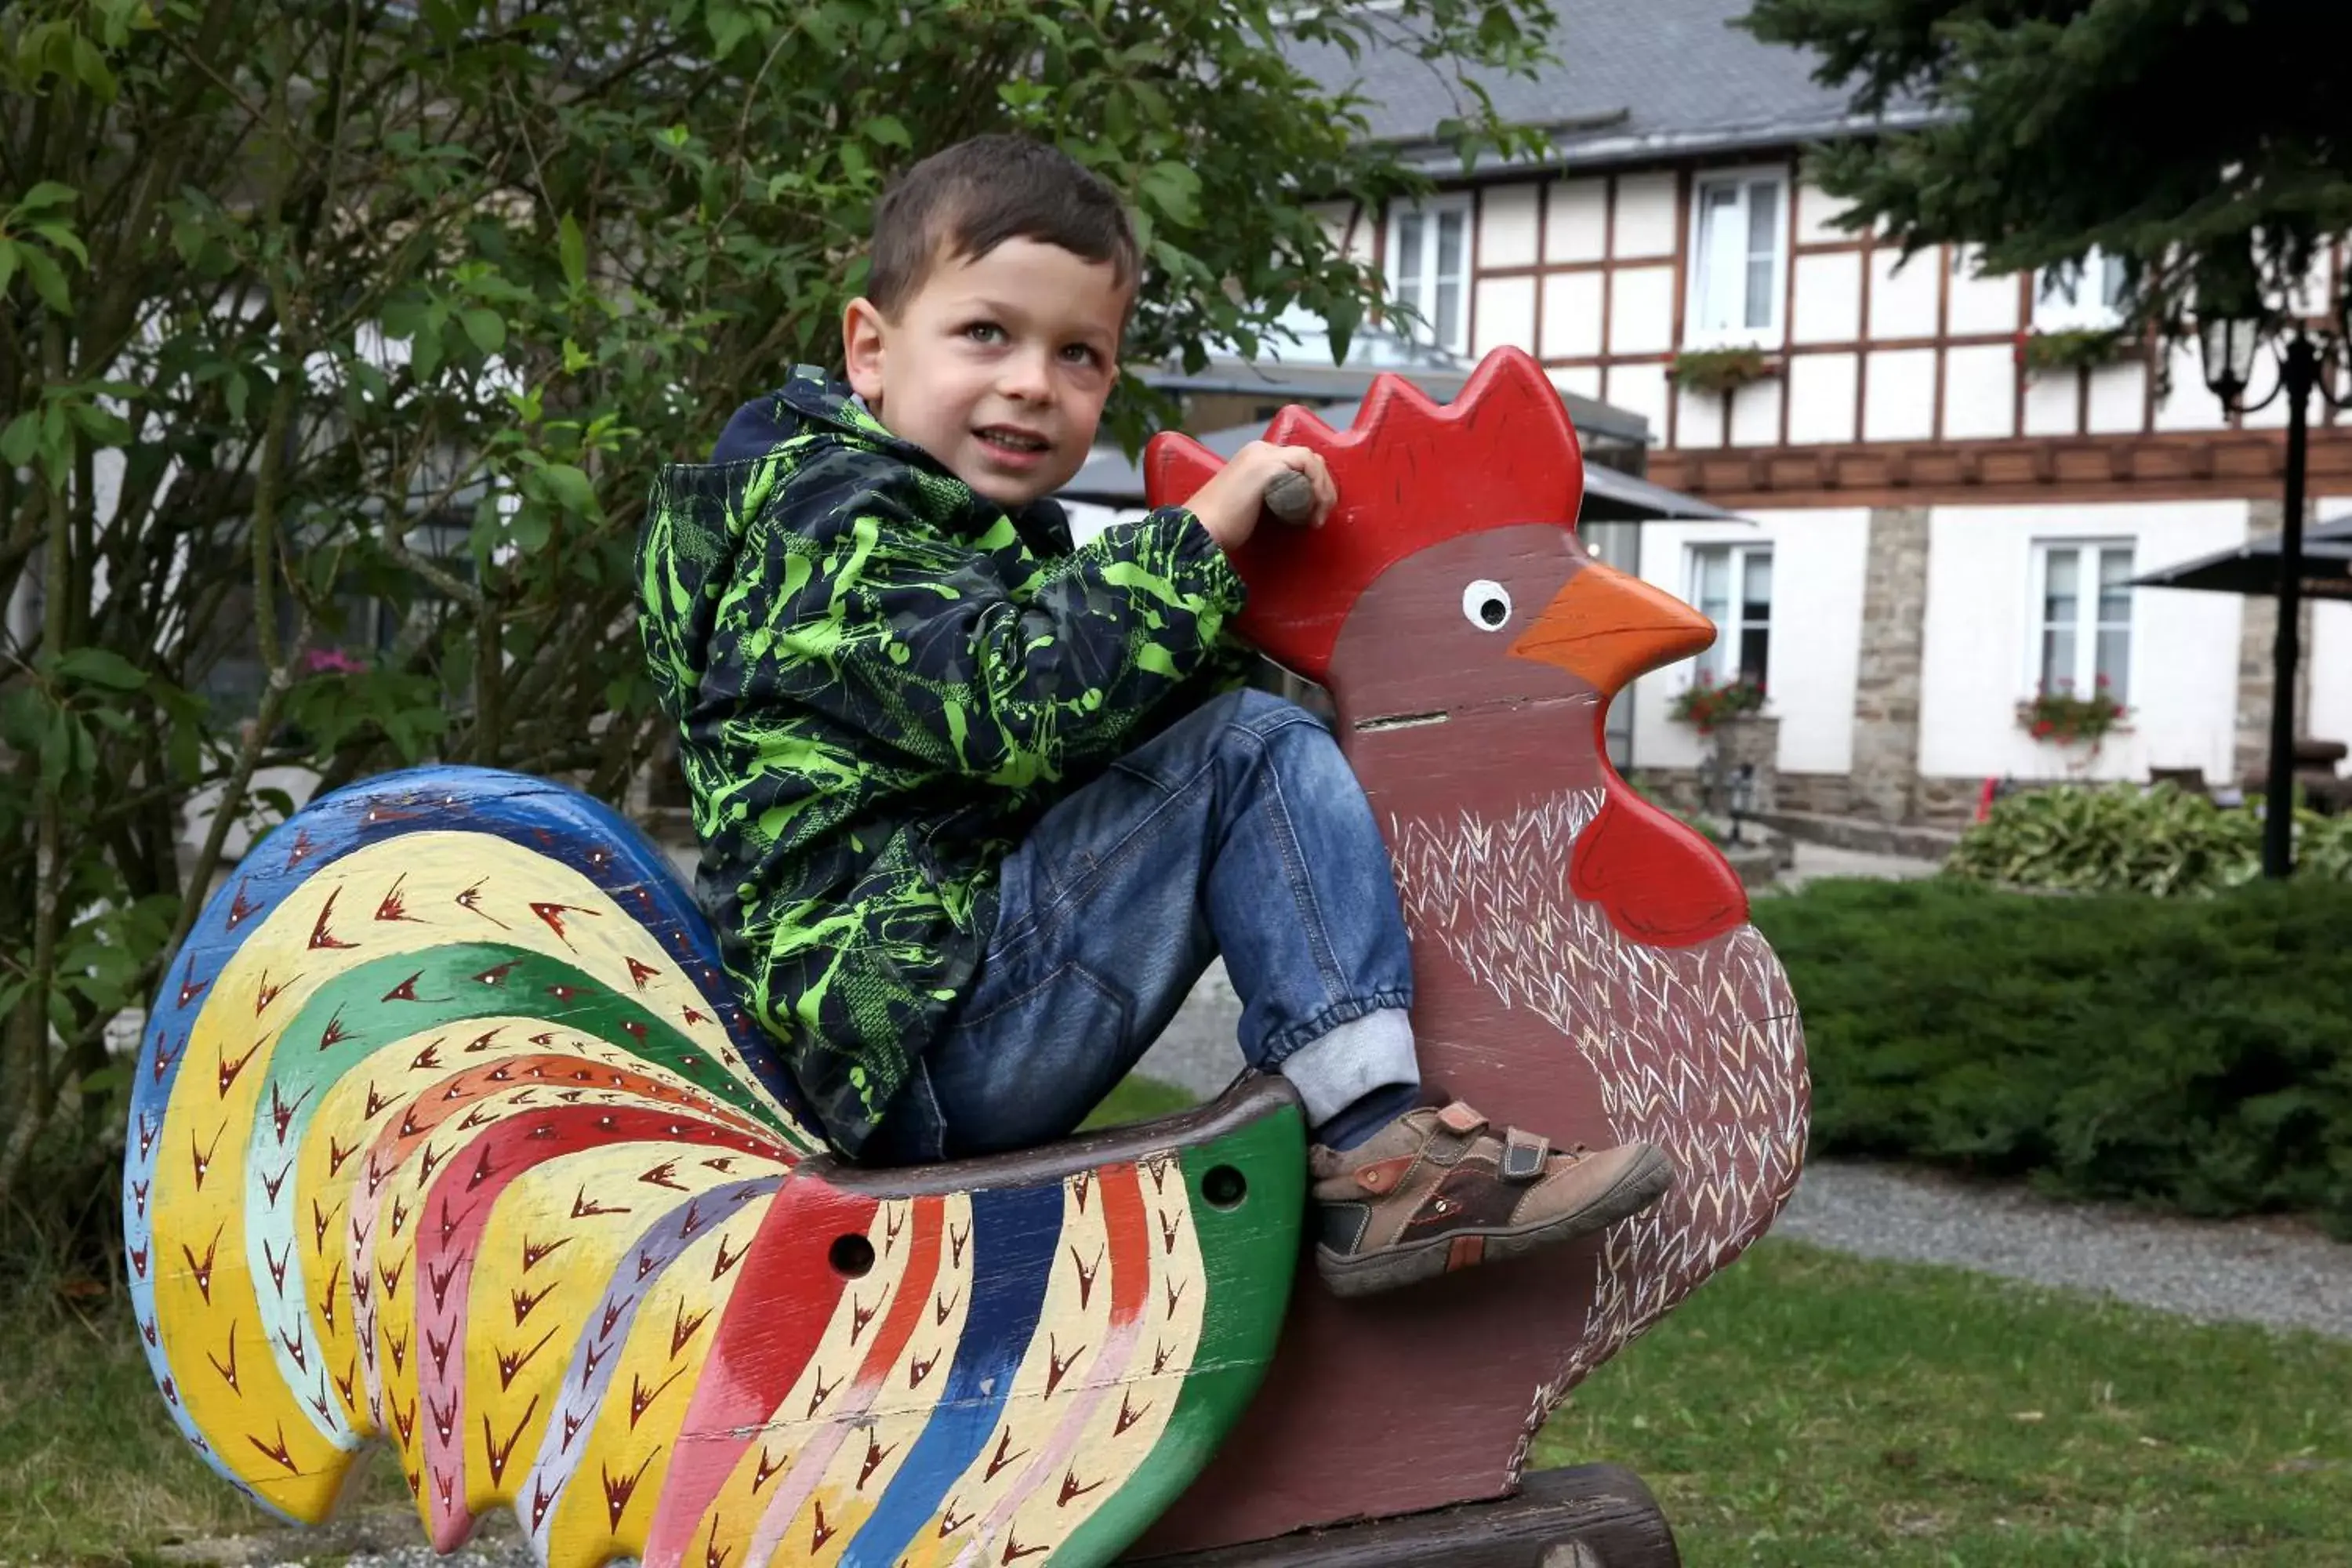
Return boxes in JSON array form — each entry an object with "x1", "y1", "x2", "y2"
[{"x1": 975, "y1": 426, "x2": 1052, "y2": 458}]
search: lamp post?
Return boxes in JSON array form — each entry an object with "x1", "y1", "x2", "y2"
[{"x1": 2197, "y1": 314, "x2": 2334, "y2": 879}]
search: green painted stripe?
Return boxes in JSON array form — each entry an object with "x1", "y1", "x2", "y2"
[
  {"x1": 254, "y1": 942, "x2": 803, "y2": 1141},
  {"x1": 1051, "y1": 1100, "x2": 1306, "y2": 1567}
]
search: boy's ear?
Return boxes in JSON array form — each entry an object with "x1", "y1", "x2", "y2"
[{"x1": 842, "y1": 297, "x2": 888, "y2": 405}]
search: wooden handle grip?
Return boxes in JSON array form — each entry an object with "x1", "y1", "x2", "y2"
[{"x1": 1263, "y1": 469, "x2": 1319, "y2": 525}]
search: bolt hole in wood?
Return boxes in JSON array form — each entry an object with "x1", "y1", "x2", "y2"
[
  {"x1": 1200, "y1": 1164, "x2": 1249, "y2": 1210},
  {"x1": 829, "y1": 1233, "x2": 877, "y2": 1278}
]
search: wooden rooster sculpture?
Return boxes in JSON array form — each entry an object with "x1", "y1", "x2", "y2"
[
  {"x1": 126, "y1": 344, "x2": 1805, "y2": 1568},
  {"x1": 1133, "y1": 345, "x2": 1809, "y2": 1553}
]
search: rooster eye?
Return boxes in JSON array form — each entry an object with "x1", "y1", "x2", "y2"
[{"x1": 1461, "y1": 579, "x2": 1513, "y2": 631}]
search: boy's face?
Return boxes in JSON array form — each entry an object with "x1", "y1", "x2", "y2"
[{"x1": 843, "y1": 238, "x2": 1128, "y2": 508}]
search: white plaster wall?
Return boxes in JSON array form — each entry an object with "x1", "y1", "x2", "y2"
[
  {"x1": 2086, "y1": 361, "x2": 2147, "y2": 434},
  {"x1": 2307, "y1": 495, "x2": 2352, "y2": 770},
  {"x1": 1675, "y1": 383, "x2": 1724, "y2": 448},
  {"x1": 1547, "y1": 178, "x2": 1607, "y2": 263},
  {"x1": 1943, "y1": 344, "x2": 2016, "y2": 440},
  {"x1": 1918, "y1": 502, "x2": 2250, "y2": 782},
  {"x1": 1609, "y1": 264, "x2": 1675, "y2": 355},
  {"x1": 1540, "y1": 272, "x2": 1603, "y2": 358},
  {"x1": 1730, "y1": 378, "x2": 1782, "y2": 446},
  {"x1": 2153, "y1": 339, "x2": 2234, "y2": 432},
  {"x1": 1628, "y1": 509, "x2": 1871, "y2": 775},
  {"x1": 1793, "y1": 181, "x2": 1854, "y2": 247},
  {"x1": 1947, "y1": 248, "x2": 2021, "y2": 336},
  {"x1": 1867, "y1": 248, "x2": 1940, "y2": 339},
  {"x1": 1603, "y1": 362, "x2": 1669, "y2": 435},
  {"x1": 1472, "y1": 274, "x2": 1537, "y2": 358},
  {"x1": 1787, "y1": 351, "x2": 1859, "y2": 445},
  {"x1": 1310, "y1": 200, "x2": 1372, "y2": 263},
  {"x1": 1864, "y1": 348, "x2": 1937, "y2": 441},
  {"x1": 1613, "y1": 172, "x2": 1679, "y2": 259},
  {"x1": 2020, "y1": 369, "x2": 2078, "y2": 437},
  {"x1": 1791, "y1": 252, "x2": 1862, "y2": 345},
  {"x1": 1479, "y1": 184, "x2": 1541, "y2": 269},
  {"x1": 2310, "y1": 601, "x2": 2352, "y2": 766},
  {"x1": 1548, "y1": 364, "x2": 1602, "y2": 401}
]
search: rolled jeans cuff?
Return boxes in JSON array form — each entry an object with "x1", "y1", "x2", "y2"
[{"x1": 1269, "y1": 1002, "x2": 1419, "y2": 1128}]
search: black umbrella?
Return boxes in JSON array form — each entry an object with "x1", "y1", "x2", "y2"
[{"x1": 2132, "y1": 513, "x2": 2352, "y2": 600}]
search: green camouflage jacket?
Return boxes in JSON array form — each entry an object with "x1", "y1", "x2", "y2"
[{"x1": 636, "y1": 370, "x2": 1247, "y2": 1154}]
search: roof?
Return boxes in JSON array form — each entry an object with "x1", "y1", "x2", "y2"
[
  {"x1": 1289, "y1": 0, "x2": 1936, "y2": 174},
  {"x1": 1061, "y1": 406, "x2": 1740, "y2": 523},
  {"x1": 1136, "y1": 357, "x2": 1652, "y2": 448}
]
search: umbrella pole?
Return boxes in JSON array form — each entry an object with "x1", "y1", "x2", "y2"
[{"x1": 2264, "y1": 335, "x2": 2314, "y2": 880}]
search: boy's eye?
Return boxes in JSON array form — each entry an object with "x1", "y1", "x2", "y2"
[
  {"x1": 963, "y1": 321, "x2": 1004, "y2": 344},
  {"x1": 1059, "y1": 343, "x2": 1102, "y2": 367}
]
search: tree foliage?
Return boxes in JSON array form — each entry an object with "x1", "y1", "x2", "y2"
[
  {"x1": 0, "y1": 0, "x2": 1558, "y2": 1259},
  {"x1": 1738, "y1": 0, "x2": 2352, "y2": 321}
]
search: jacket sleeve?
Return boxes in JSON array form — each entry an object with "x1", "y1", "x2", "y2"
[{"x1": 718, "y1": 450, "x2": 1247, "y2": 786}]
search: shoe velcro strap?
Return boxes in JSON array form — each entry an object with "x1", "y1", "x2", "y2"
[
  {"x1": 1500, "y1": 1127, "x2": 1550, "y2": 1182},
  {"x1": 1434, "y1": 1100, "x2": 1488, "y2": 1138}
]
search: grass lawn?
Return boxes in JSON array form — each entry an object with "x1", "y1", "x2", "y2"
[{"x1": 6, "y1": 1076, "x2": 2345, "y2": 1564}]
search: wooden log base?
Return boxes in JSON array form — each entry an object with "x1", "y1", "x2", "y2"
[{"x1": 1120, "y1": 1465, "x2": 1680, "y2": 1568}]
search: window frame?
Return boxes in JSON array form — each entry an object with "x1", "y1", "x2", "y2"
[
  {"x1": 1685, "y1": 540, "x2": 1774, "y2": 688},
  {"x1": 1682, "y1": 167, "x2": 1791, "y2": 351},
  {"x1": 2031, "y1": 247, "x2": 2131, "y2": 333},
  {"x1": 2026, "y1": 538, "x2": 2136, "y2": 702},
  {"x1": 1382, "y1": 193, "x2": 1475, "y2": 358}
]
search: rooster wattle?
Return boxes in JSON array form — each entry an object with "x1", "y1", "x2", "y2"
[{"x1": 1133, "y1": 345, "x2": 1809, "y2": 1550}]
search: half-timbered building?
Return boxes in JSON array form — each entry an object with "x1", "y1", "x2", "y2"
[{"x1": 1290, "y1": 0, "x2": 2352, "y2": 819}]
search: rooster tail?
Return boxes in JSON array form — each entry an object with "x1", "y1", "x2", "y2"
[{"x1": 123, "y1": 766, "x2": 818, "y2": 1530}]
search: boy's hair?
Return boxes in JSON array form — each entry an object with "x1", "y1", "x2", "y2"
[{"x1": 866, "y1": 136, "x2": 1139, "y2": 318}]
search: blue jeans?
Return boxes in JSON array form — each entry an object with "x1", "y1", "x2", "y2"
[{"x1": 864, "y1": 689, "x2": 1420, "y2": 1164}]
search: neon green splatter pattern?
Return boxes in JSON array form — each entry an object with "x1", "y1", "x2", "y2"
[{"x1": 637, "y1": 372, "x2": 1247, "y2": 1154}]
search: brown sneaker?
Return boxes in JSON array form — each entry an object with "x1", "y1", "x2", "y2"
[{"x1": 1308, "y1": 1100, "x2": 1673, "y2": 1298}]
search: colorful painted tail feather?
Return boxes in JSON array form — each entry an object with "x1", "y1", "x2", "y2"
[{"x1": 125, "y1": 766, "x2": 1303, "y2": 1568}]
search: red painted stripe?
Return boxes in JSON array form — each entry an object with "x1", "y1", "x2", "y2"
[
  {"x1": 635, "y1": 1172, "x2": 875, "y2": 1566},
  {"x1": 1101, "y1": 1163, "x2": 1149, "y2": 1329},
  {"x1": 406, "y1": 1103, "x2": 784, "y2": 1550}
]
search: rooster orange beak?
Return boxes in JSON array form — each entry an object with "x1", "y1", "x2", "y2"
[{"x1": 1510, "y1": 559, "x2": 1716, "y2": 692}]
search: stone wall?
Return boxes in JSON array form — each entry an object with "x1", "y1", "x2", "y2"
[
  {"x1": 1709, "y1": 714, "x2": 1780, "y2": 812},
  {"x1": 2233, "y1": 500, "x2": 2317, "y2": 789},
  {"x1": 1849, "y1": 506, "x2": 1932, "y2": 822}
]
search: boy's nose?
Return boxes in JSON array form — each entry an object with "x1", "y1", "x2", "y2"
[{"x1": 998, "y1": 348, "x2": 1056, "y2": 404}]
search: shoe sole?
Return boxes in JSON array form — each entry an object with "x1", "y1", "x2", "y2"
[{"x1": 1314, "y1": 1144, "x2": 1675, "y2": 1299}]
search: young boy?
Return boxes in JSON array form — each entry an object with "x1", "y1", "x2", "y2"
[{"x1": 637, "y1": 136, "x2": 1670, "y2": 1295}]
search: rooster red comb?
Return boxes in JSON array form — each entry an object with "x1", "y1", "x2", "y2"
[{"x1": 1144, "y1": 346, "x2": 1584, "y2": 682}]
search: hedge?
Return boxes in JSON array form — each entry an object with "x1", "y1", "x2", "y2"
[{"x1": 1751, "y1": 877, "x2": 2352, "y2": 1236}]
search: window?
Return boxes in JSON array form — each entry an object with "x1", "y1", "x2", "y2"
[
  {"x1": 1688, "y1": 543, "x2": 1772, "y2": 685},
  {"x1": 1386, "y1": 198, "x2": 1471, "y2": 355},
  {"x1": 2033, "y1": 248, "x2": 2130, "y2": 332},
  {"x1": 2032, "y1": 541, "x2": 2133, "y2": 702},
  {"x1": 1686, "y1": 172, "x2": 1787, "y2": 347}
]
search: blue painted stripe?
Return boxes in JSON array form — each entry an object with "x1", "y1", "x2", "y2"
[
  {"x1": 837, "y1": 1182, "x2": 1063, "y2": 1568},
  {"x1": 121, "y1": 765, "x2": 808, "y2": 1507}
]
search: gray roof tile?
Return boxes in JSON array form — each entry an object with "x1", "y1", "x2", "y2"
[{"x1": 1291, "y1": 0, "x2": 1910, "y2": 167}]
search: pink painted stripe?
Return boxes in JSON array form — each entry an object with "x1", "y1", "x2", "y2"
[
  {"x1": 952, "y1": 1163, "x2": 1150, "y2": 1568},
  {"x1": 622, "y1": 1172, "x2": 875, "y2": 1565},
  {"x1": 406, "y1": 1103, "x2": 777, "y2": 1550},
  {"x1": 729, "y1": 1196, "x2": 946, "y2": 1568},
  {"x1": 654, "y1": 1203, "x2": 946, "y2": 1568}
]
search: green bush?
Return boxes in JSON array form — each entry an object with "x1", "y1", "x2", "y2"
[
  {"x1": 1752, "y1": 877, "x2": 2352, "y2": 1236},
  {"x1": 1947, "y1": 782, "x2": 2352, "y2": 895}
]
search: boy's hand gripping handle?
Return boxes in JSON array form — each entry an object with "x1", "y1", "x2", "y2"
[{"x1": 1262, "y1": 469, "x2": 1319, "y2": 526}]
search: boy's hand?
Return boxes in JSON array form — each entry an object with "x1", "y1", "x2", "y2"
[{"x1": 1183, "y1": 442, "x2": 1336, "y2": 550}]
